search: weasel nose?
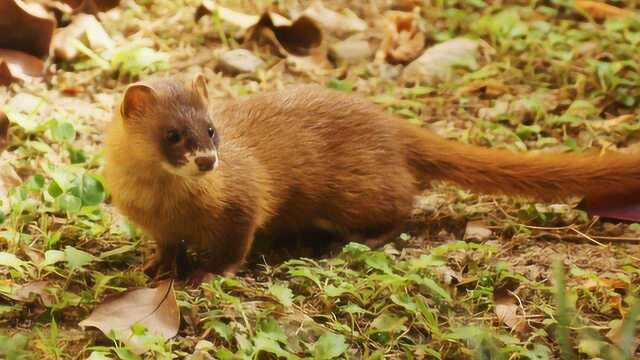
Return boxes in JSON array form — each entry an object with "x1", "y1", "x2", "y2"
[{"x1": 195, "y1": 156, "x2": 215, "y2": 171}]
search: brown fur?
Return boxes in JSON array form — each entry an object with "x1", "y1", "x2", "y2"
[{"x1": 105, "y1": 77, "x2": 640, "y2": 277}]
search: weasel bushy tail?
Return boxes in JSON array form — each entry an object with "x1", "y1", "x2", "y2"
[{"x1": 400, "y1": 123, "x2": 640, "y2": 201}]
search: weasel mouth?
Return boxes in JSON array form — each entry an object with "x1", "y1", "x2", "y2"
[
  {"x1": 162, "y1": 150, "x2": 218, "y2": 177},
  {"x1": 195, "y1": 156, "x2": 216, "y2": 172}
]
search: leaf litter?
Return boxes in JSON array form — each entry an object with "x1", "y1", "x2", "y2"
[{"x1": 0, "y1": 0, "x2": 639, "y2": 359}]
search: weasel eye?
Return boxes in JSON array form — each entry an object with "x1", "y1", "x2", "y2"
[
  {"x1": 166, "y1": 129, "x2": 181, "y2": 144},
  {"x1": 208, "y1": 127, "x2": 215, "y2": 138}
]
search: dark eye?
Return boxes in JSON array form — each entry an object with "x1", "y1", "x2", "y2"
[
  {"x1": 208, "y1": 127, "x2": 215, "y2": 138},
  {"x1": 166, "y1": 129, "x2": 181, "y2": 144}
]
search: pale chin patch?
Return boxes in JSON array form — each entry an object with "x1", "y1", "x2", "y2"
[{"x1": 162, "y1": 149, "x2": 219, "y2": 177}]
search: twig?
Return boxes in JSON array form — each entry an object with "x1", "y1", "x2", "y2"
[{"x1": 569, "y1": 226, "x2": 607, "y2": 247}]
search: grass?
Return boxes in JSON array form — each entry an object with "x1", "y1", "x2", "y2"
[{"x1": 1, "y1": 0, "x2": 639, "y2": 359}]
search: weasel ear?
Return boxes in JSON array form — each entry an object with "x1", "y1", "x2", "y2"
[
  {"x1": 121, "y1": 84, "x2": 156, "y2": 120},
  {"x1": 192, "y1": 73, "x2": 208, "y2": 101}
]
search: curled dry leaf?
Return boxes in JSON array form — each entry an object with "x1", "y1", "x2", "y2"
[
  {"x1": 377, "y1": 9, "x2": 424, "y2": 64},
  {"x1": 52, "y1": 13, "x2": 115, "y2": 61},
  {"x1": 302, "y1": 1, "x2": 367, "y2": 37},
  {"x1": 493, "y1": 287, "x2": 528, "y2": 334},
  {"x1": 0, "y1": 0, "x2": 56, "y2": 59},
  {"x1": 402, "y1": 38, "x2": 494, "y2": 85},
  {"x1": 196, "y1": 1, "x2": 323, "y2": 57},
  {"x1": 247, "y1": 13, "x2": 322, "y2": 56},
  {"x1": 0, "y1": 49, "x2": 47, "y2": 85},
  {"x1": 575, "y1": 1, "x2": 634, "y2": 20},
  {"x1": 79, "y1": 280, "x2": 180, "y2": 354}
]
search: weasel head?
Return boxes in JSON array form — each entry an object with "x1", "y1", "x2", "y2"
[{"x1": 118, "y1": 74, "x2": 220, "y2": 178}]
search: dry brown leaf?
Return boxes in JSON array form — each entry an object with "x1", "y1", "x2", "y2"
[
  {"x1": 581, "y1": 277, "x2": 628, "y2": 315},
  {"x1": 0, "y1": 0, "x2": 56, "y2": 59},
  {"x1": 590, "y1": 114, "x2": 636, "y2": 131},
  {"x1": 195, "y1": 0, "x2": 260, "y2": 27},
  {"x1": 247, "y1": 13, "x2": 323, "y2": 56},
  {"x1": 402, "y1": 38, "x2": 494, "y2": 85},
  {"x1": 582, "y1": 278, "x2": 628, "y2": 290},
  {"x1": 217, "y1": 48, "x2": 265, "y2": 74},
  {"x1": 52, "y1": 13, "x2": 114, "y2": 61},
  {"x1": 391, "y1": 0, "x2": 422, "y2": 11},
  {"x1": 4, "y1": 280, "x2": 55, "y2": 306},
  {"x1": 464, "y1": 220, "x2": 493, "y2": 241},
  {"x1": 581, "y1": 190, "x2": 640, "y2": 222},
  {"x1": 493, "y1": 288, "x2": 528, "y2": 334},
  {"x1": 329, "y1": 37, "x2": 373, "y2": 64},
  {"x1": 457, "y1": 79, "x2": 509, "y2": 98},
  {"x1": 0, "y1": 49, "x2": 47, "y2": 84},
  {"x1": 0, "y1": 114, "x2": 22, "y2": 212},
  {"x1": 196, "y1": 2, "x2": 323, "y2": 57},
  {"x1": 61, "y1": 0, "x2": 120, "y2": 13},
  {"x1": 575, "y1": 1, "x2": 634, "y2": 19},
  {"x1": 302, "y1": 1, "x2": 367, "y2": 37},
  {"x1": 21, "y1": 244, "x2": 45, "y2": 265},
  {"x1": 0, "y1": 112, "x2": 9, "y2": 153},
  {"x1": 607, "y1": 315, "x2": 640, "y2": 354},
  {"x1": 79, "y1": 280, "x2": 180, "y2": 354},
  {"x1": 377, "y1": 9, "x2": 424, "y2": 64}
]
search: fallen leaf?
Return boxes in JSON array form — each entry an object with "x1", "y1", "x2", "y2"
[
  {"x1": 402, "y1": 38, "x2": 494, "y2": 85},
  {"x1": 456, "y1": 79, "x2": 509, "y2": 98},
  {"x1": 575, "y1": 1, "x2": 634, "y2": 19},
  {"x1": 3, "y1": 280, "x2": 55, "y2": 306},
  {"x1": 20, "y1": 244, "x2": 44, "y2": 265},
  {"x1": 217, "y1": 48, "x2": 264, "y2": 74},
  {"x1": 196, "y1": 2, "x2": 323, "y2": 57},
  {"x1": 590, "y1": 114, "x2": 636, "y2": 131},
  {"x1": 581, "y1": 190, "x2": 640, "y2": 221},
  {"x1": 377, "y1": 9, "x2": 425, "y2": 64},
  {"x1": 247, "y1": 13, "x2": 323, "y2": 56},
  {"x1": 60, "y1": 0, "x2": 121, "y2": 14},
  {"x1": 464, "y1": 220, "x2": 493, "y2": 241},
  {"x1": 52, "y1": 13, "x2": 115, "y2": 61},
  {"x1": 582, "y1": 278, "x2": 628, "y2": 290},
  {"x1": 0, "y1": 155, "x2": 22, "y2": 214},
  {"x1": 329, "y1": 37, "x2": 373, "y2": 64},
  {"x1": 195, "y1": 0, "x2": 259, "y2": 27},
  {"x1": 79, "y1": 280, "x2": 180, "y2": 353},
  {"x1": 493, "y1": 287, "x2": 528, "y2": 334},
  {"x1": 0, "y1": 49, "x2": 47, "y2": 85},
  {"x1": 0, "y1": 0, "x2": 56, "y2": 59},
  {"x1": 0, "y1": 112, "x2": 9, "y2": 153},
  {"x1": 302, "y1": 1, "x2": 367, "y2": 37},
  {"x1": 581, "y1": 277, "x2": 628, "y2": 315},
  {"x1": 391, "y1": 0, "x2": 423, "y2": 11}
]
